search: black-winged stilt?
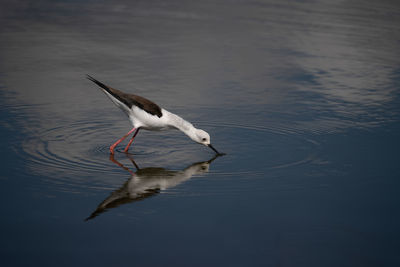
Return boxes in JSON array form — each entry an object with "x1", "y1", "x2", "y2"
[{"x1": 87, "y1": 75, "x2": 222, "y2": 155}]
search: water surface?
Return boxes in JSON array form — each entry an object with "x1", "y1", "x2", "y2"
[{"x1": 1, "y1": 0, "x2": 400, "y2": 266}]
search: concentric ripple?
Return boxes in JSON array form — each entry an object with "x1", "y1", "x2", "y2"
[
  {"x1": 19, "y1": 115, "x2": 320, "y2": 195},
  {"x1": 163, "y1": 121, "x2": 322, "y2": 197},
  {"x1": 19, "y1": 118, "x2": 218, "y2": 192},
  {"x1": 202, "y1": 120, "x2": 320, "y2": 170},
  {"x1": 21, "y1": 120, "x2": 123, "y2": 192}
]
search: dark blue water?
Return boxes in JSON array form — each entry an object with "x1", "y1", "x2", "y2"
[{"x1": 1, "y1": 0, "x2": 400, "y2": 266}]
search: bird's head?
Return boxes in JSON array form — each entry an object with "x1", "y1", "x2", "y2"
[
  {"x1": 193, "y1": 129, "x2": 222, "y2": 154},
  {"x1": 194, "y1": 129, "x2": 211, "y2": 145}
]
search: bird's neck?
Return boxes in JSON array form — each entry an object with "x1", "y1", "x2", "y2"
[{"x1": 166, "y1": 110, "x2": 197, "y2": 138}]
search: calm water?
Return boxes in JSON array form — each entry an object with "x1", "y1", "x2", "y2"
[{"x1": 1, "y1": 0, "x2": 400, "y2": 266}]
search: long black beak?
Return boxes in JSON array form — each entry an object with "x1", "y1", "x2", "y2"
[{"x1": 208, "y1": 144, "x2": 224, "y2": 155}]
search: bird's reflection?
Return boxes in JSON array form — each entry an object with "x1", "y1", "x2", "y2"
[{"x1": 85, "y1": 153, "x2": 221, "y2": 221}]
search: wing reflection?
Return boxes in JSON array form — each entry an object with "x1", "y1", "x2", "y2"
[{"x1": 85, "y1": 154, "x2": 221, "y2": 221}]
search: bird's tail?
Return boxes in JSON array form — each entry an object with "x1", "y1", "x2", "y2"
[{"x1": 86, "y1": 74, "x2": 132, "y2": 114}]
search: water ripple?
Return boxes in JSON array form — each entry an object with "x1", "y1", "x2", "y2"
[{"x1": 18, "y1": 115, "x2": 320, "y2": 194}]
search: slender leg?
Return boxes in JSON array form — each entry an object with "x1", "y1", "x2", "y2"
[
  {"x1": 123, "y1": 128, "x2": 140, "y2": 153},
  {"x1": 109, "y1": 127, "x2": 136, "y2": 154}
]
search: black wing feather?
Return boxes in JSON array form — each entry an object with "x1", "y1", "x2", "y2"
[{"x1": 87, "y1": 75, "x2": 162, "y2": 118}]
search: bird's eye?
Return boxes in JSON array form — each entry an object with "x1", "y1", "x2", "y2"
[{"x1": 202, "y1": 138, "x2": 207, "y2": 141}]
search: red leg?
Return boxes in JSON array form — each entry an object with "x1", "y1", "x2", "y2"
[
  {"x1": 124, "y1": 128, "x2": 140, "y2": 153},
  {"x1": 109, "y1": 127, "x2": 136, "y2": 154}
]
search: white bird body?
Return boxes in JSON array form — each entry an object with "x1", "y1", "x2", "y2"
[
  {"x1": 87, "y1": 75, "x2": 221, "y2": 154},
  {"x1": 129, "y1": 107, "x2": 185, "y2": 131}
]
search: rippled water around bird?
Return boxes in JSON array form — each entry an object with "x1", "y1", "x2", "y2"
[{"x1": 1, "y1": 1, "x2": 400, "y2": 266}]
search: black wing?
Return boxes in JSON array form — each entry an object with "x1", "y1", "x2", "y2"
[{"x1": 87, "y1": 75, "x2": 163, "y2": 118}]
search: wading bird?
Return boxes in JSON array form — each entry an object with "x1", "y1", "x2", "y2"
[{"x1": 87, "y1": 75, "x2": 222, "y2": 155}]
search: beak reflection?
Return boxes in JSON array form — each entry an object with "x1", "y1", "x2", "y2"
[{"x1": 208, "y1": 144, "x2": 224, "y2": 155}]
